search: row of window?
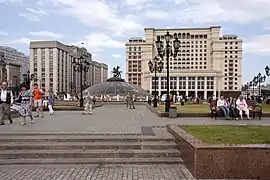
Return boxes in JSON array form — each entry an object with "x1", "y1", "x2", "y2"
[{"x1": 157, "y1": 34, "x2": 208, "y2": 40}]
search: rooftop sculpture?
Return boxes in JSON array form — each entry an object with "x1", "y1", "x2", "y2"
[{"x1": 111, "y1": 66, "x2": 122, "y2": 78}]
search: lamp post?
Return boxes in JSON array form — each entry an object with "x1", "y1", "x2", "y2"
[
  {"x1": 254, "y1": 73, "x2": 266, "y2": 98},
  {"x1": 244, "y1": 83, "x2": 249, "y2": 97},
  {"x1": 252, "y1": 77, "x2": 258, "y2": 96},
  {"x1": 265, "y1": 66, "x2": 270, "y2": 77},
  {"x1": 72, "y1": 55, "x2": 90, "y2": 107},
  {"x1": 148, "y1": 56, "x2": 163, "y2": 108},
  {"x1": 155, "y1": 31, "x2": 180, "y2": 112}
]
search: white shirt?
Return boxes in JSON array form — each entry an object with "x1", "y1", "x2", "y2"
[
  {"x1": 0, "y1": 89, "x2": 13, "y2": 104},
  {"x1": 217, "y1": 99, "x2": 227, "y2": 107}
]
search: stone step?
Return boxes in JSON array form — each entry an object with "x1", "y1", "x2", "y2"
[
  {"x1": 0, "y1": 141, "x2": 177, "y2": 150},
  {"x1": 0, "y1": 157, "x2": 183, "y2": 165},
  {"x1": 0, "y1": 135, "x2": 175, "y2": 143},
  {"x1": 0, "y1": 149, "x2": 181, "y2": 159}
]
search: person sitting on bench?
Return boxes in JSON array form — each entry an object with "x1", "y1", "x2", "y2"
[
  {"x1": 236, "y1": 95, "x2": 251, "y2": 120},
  {"x1": 217, "y1": 95, "x2": 229, "y2": 120}
]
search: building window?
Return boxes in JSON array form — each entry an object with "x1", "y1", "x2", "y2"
[
  {"x1": 197, "y1": 77, "x2": 205, "y2": 89},
  {"x1": 179, "y1": 77, "x2": 186, "y2": 89},
  {"x1": 207, "y1": 77, "x2": 214, "y2": 89},
  {"x1": 161, "y1": 77, "x2": 167, "y2": 89},
  {"x1": 151, "y1": 77, "x2": 159, "y2": 89},
  {"x1": 170, "y1": 77, "x2": 177, "y2": 90},
  {"x1": 188, "y1": 77, "x2": 195, "y2": 89}
]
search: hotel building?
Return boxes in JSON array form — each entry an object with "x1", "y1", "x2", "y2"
[
  {"x1": 126, "y1": 26, "x2": 243, "y2": 99},
  {"x1": 29, "y1": 41, "x2": 108, "y2": 94}
]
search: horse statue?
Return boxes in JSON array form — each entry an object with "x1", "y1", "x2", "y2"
[{"x1": 111, "y1": 66, "x2": 122, "y2": 78}]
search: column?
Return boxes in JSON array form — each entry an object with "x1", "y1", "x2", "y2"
[
  {"x1": 158, "y1": 77, "x2": 161, "y2": 96},
  {"x1": 149, "y1": 77, "x2": 152, "y2": 94},
  {"x1": 176, "y1": 77, "x2": 180, "y2": 93},
  {"x1": 195, "y1": 77, "x2": 198, "y2": 97},
  {"x1": 218, "y1": 77, "x2": 221, "y2": 97},
  {"x1": 185, "y1": 77, "x2": 189, "y2": 96},
  {"x1": 213, "y1": 77, "x2": 217, "y2": 98},
  {"x1": 204, "y1": 77, "x2": 207, "y2": 99}
]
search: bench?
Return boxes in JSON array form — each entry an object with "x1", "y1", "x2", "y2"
[{"x1": 210, "y1": 100, "x2": 262, "y2": 119}]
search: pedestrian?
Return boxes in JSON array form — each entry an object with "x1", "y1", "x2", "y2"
[
  {"x1": 0, "y1": 81, "x2": 13, "y2": 125},
  {"x1": 130, "y1": 93, "x2": 135, "y2": 109},
  {"x1": 48, "y1": 90, "x2": 54, "y2": 115},
  {"x1": 17, "y1": 83, "x2": 34, "y2": 125},
  {"x1": 32, "y1": 83, "x2": 44, "y2": 118},
  {"x1": 83, "y1": 92, "x2": 93, "y2": 115},
  {"x1": 125, "y1": 93, "x2": 130, "y2": 109}
]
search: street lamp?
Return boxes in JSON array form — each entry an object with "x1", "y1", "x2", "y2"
[
  {"x1": 72, "y1": 55, "x2": 90, "y2": 107},
  {"x1": 148, "y1": 56, "x2": 163, "y2": 108},
  {"x1": 252, "y1": 77, "x2": 258, "y2": 96},
  {"x1": 155, "y1": 31, "x2": 180, "y2": 112},
  {"x1": 265, "y1": 66, "x2": 270, "y2": 76},
  {"x1": 244, "y1": 83, "x2": 249, "y2": 97},
  {"x1": 254, "y1": 73, "x2": 266, "y2": 97}
]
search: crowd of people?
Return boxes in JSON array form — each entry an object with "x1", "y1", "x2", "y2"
[
  {"x1": 216, "y1": 95, "x2": 251, "y2": 120},
  {"x1": 0, "y1": 81, "x2": 55, "y2": 126}
]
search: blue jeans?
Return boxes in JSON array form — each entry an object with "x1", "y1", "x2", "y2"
[{"x1": 220, "y1": 107, "x2": 229, "y2": 118}]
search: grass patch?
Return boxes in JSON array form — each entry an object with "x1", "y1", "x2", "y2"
[
  {"x1": 260, "y1": 104, "x2": 270, "y2": 112},
  {"x1": 181, "y1": 125, "x2": 270, "y2": 144},
  {"x1": 157, "y1": 103, "x2": 209, "y2": 113}
]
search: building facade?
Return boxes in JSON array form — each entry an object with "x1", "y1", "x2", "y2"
[
  {"x1": 29, "y1": 41, "x2": 108, "y2": 95},
  {"x1": 0, "y1": 46, "x2": 29, "y2": 82},
  {"x1": 125, "y1": 37, "x2": 144, "y2": 87},
  {"x1": 126, "y1": 26, "x2": 243, "y2": 99}
]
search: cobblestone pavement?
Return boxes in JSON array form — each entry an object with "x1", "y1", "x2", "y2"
[
  {"x1": 1, "y1": 105, "x2": 270, "y2": 134},
  {"x1": 0, "y1": 164, "x2": 194, "y2": 180}
]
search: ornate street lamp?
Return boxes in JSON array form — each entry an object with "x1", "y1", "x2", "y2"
[
  {"x1": 252, "y1": 76, "x2": 258, "y2": 96},
  {"x1": 265, "y1": 66, "x2": 270, "y2": 76},
  {"x1": 72, "y1": 55, "x2": 90, "y2": 107},
  {"x1": 155, "y1": 31, "x2": 180, "y2": 112},
  {"x1": 254, "y1": 73, "x2": 266, "y2": 97},
  {"x1": 244, "y1": 83, "x2": 249, "y2": 97},
  {"x1": 148, "y1": 56, "x2": 163, "y2": 108}
]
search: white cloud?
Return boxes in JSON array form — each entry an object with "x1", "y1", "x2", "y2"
[
  {"x1": 26, "y1": 8, "x2": 49, "y2": 16},
  {"x1": 7, "y1": 37, "x2": 31, "y2": 44},
  {"x1": 50, "y1": 0, "x2": 143, "y2": 35},
  {"x1": 19, "y1": 13, "x2": 40, "y2": 21},
  {"x1": 112, "y1": 54, "x2": 122, "y2": 58},
  {"x1": 0, "y1": 31, "x2": 8, "y2": 36},
  {"x1": 72, "y1": 32, "x2": 125, "y2": 53},
  {"x1": 145, "y1": 10, "x2": 168, "y2": 20},
  {"x1": 244, "y1": 34, "x2": 270, "y2": 56},
  {"x1": 19, "y1": 8, "x2": 49, "y2": 21},
  {"x1": 30, "y1": 31, "x2": 63, "y2": 38},
  {"x1": 124, "y1": 0, "x2": 150, "y2": 6},
  {"x1": 0, "y1": 0, "x2": 25, "y2": 5},
  {"x1": 172, "y1": 0, "x2": 270, "y2": 24}
]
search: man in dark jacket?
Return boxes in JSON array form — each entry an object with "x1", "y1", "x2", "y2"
[{"x1": 0, "y1": 81, "x2": 13, "y2": 125}]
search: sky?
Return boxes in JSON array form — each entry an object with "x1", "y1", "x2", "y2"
[{"x1": 0, "y1": 0, "x2": 270, "y2": 84}]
